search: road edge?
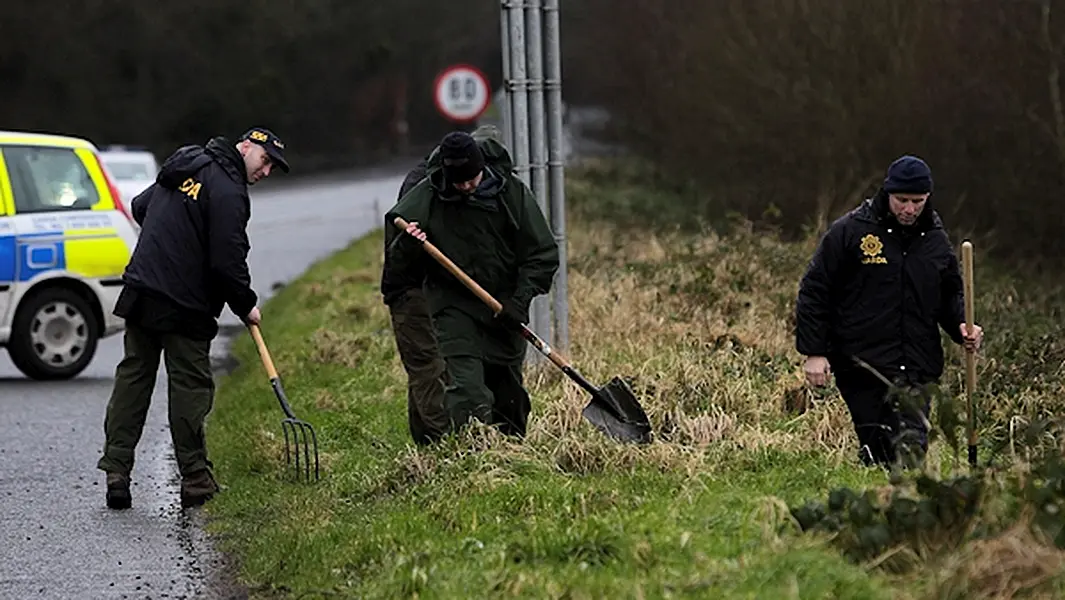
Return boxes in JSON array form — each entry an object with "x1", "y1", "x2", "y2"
[{"x1": 167, "y1": 324, "x2": 256, "y2": 600}]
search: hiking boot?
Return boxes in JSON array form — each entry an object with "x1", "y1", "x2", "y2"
[
  {"x1": 180, "y1": 469, "x2": 220, "y2": 509},
  {"x1": 106, "y1": 472, "x2": 132, "y2": 510}
]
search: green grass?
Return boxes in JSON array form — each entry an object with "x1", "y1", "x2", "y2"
[{"x1": 202, "y1": 166, "x2": 1065, "y2": 599}]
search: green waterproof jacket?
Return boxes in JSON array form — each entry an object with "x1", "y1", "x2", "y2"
[{"x1": 384, "y1": 127, "x2": 560, "y2": 359}]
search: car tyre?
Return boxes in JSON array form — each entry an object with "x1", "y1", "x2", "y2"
[{"x1": 8, "y1": 286, "x2": 99, "y2": 380}]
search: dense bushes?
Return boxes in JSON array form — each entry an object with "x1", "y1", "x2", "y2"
[{"x1": 564, "y1": 0, "x2": 1065, "y2": 266}]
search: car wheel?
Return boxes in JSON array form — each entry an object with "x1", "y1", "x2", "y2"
[{"x1": 8, "y1": 287, "x2": 99, "y2": 380}]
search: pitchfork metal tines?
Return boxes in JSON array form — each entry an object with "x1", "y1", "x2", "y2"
[
  {"x1": 249, "y1": 324, "x2": 321, "y2": 483},
  {"x1": 274, "y1": 379, "x2": 320, "y2": 483}
]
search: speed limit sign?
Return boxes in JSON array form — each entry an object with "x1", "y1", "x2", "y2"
[{"x1": 434, "y1": 64, "x2": 491, "y2": 123}]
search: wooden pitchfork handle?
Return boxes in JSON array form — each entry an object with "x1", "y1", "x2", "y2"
[
  {"x1": 248, "y1": 323, "x2": 278, "y2": 379},
  {"x1": 392, "y1": 216, "x2": 572, "y2": 372},
  {"x1": 248, "y1": 323, "x2": 300, "y2": 421}
]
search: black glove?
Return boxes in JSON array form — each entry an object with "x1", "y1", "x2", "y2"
[{"x1": 497, "y1": 297, "x2": 529, "y2": 330}]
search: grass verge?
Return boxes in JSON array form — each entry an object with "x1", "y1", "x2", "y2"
[{"x1": 203, "y1": 162, "x2": 1065, "y2": 599}]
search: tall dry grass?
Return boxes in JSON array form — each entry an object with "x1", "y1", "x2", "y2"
[
  {"x1": 243, "y1": 165, "x2": 1065, "y2": 597},
  {"x1": 324, "y1": 212, "x2": 868, "y2": 483}
]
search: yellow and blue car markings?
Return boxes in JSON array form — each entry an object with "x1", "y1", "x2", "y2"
[
  {"x1": 0, "y1": 130, "x2": 134, "y2": 288},
  {"x1": 0, "y1": 222, "x2": 131, "y2": 285}
]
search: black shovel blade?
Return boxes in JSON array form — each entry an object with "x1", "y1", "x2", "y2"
[{"x1": 581, "y1": 376, "x2": 653, "y2": 444}]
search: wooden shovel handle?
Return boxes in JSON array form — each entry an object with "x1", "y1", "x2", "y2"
[
  {"x1": 392, "y1": 216, "x2": 571, "y2": 371},
  {"x1": 393, "y1": 216, "x2": 502, "y2": 313}
]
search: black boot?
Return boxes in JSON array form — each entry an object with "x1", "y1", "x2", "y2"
[
  {"x1": 106, "y1": 472, "x2": 132, "y2": 510},
  {"x1": 180, "y1": 469, "x2": 219, "y2": 509}
]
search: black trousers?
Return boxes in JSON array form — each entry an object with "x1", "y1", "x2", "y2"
[
  {"x1": 97, "y1": 322, "x2": 214, "y2": 478},
  {"x1": 834, "y1": 367, "x2": 932, "y2": 467},
  {"x1": 388, "y1": 289, "x2": 450, "y2": 446}
]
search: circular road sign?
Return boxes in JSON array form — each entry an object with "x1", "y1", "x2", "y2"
[{"x1": 434, "y1": 64, "x2": 490, "y2": 123}]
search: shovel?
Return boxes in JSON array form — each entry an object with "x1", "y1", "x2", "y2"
[
  {"x1": 248, "y1": 323, "x2": 321, "y2": 482},
  {"x1": 393, "y1": 217, "x2": 653, "y2": 444}
]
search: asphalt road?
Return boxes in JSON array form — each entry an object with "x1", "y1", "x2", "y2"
[{"x1": 0, "y1": 165, "x2": 408, "y2": 599}]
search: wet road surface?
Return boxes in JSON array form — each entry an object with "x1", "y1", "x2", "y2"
[{"x1": 0, "y1": 165, "x2": 408, "y2": 599}]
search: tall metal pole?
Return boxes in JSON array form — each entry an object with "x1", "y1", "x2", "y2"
[
  {"x1": 498, "y1": 3, "x2": 513, "y2": 150},
  {"x1": 525, "y1": 0, "x2": 552, "y2": 347},
  {"x1": 506, "y1": 2, "x2": 530, "y2": 186},
  {"x1": 544, "y1": 0, "x2": 569, "y2": 352},
  {"x1": 503, "y1": 0, "x2": 539, "y2": 364}
]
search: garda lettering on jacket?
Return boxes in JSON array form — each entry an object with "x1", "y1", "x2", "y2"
[
  {"x1": 179, "y1": 177, "x2": 202, "y2": 201},
  {"x1": 860, "y1": 234, "x2": 888, "y2": 265}
]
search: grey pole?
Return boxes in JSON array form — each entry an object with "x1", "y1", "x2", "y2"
[
  {"x1": 525, "y1": 0, "x2": 552, "y2": 347},
  {"x1": 544, "y1": 0, "x2": 569, "y2": 352},
  {"x1": 506, "y1": 2, "x2": 530, "y2": 186},
  {"x1": 498, "y1": 2, "x2": 513, "y2": 149},
  {"x1": 504, "y1": 0, "x2": 538, "y2": 364}
]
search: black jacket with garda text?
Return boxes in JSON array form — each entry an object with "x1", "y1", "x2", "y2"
[
  {"x1": 119, "y1": 137, "x2": 258, "y2": 324},
  {"x1": 795, "y1": 189, "x2": 967, "y2": 383}
]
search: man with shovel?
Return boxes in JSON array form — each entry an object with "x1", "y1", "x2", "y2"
[
  {"x1": 386, "y1": 127, "x2": 559, "y2": 439},
  {"x1": 795, "y1": 155, "x2": 984, "y2": 468}
]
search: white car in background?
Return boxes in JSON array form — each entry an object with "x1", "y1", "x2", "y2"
[{"x1": 98, "y1": 146, "x2": 159, "y2": 209}]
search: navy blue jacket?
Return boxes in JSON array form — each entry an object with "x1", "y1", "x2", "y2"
[
  {"x1": 795, "y1": 188, "x2": 966, "y2": 382},
  {"x1": 121, "y1": 137, "x2": 257, "y2": 323}
]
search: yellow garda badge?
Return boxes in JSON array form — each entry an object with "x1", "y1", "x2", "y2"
[
  {"x1": 249, "y1": 130, "x2": 269, "y2": 142},
  {"x1": 860, "y1": 234, "x2": 887, "y2": 264},
  {"x1": 179, "y1": 177, "x2": 202, "y2": 201}
]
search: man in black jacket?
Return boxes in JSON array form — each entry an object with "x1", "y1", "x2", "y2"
[
  {"x1": 795, "y1": 155, "x2": 983, "y2": 468},
  {"x1": 96, "y1": 128, "x2": 289, "y2": 509}
]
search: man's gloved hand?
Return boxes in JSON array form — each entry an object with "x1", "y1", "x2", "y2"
[{"x1": 496, "y1": 297, "x2": 529, "y2": 330}]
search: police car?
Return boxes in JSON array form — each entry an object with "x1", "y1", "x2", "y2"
[{"x1": 0, "y1": 130, "x2": 139, "y2": 380}]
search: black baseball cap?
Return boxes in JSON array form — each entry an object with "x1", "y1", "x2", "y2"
[{"x1": 239, "y1": 127, "x2": 290, "y2": 173}]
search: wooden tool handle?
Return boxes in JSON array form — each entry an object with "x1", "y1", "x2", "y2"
[
  {"x1": 962, "y1": 240, "x2": 978, "y2": 464},
  {"x1": 393, "y1": 216, "x2": 504, "y2": 314},
  {"x1": 392, "y1": 215, "x2": 573, "y2": 371},
  {"x1": 962, "y1": 242, "x2": 975, "y2": 333},
  {"x1": 962, "y1": 241, "x2": 976, "y2": 385},
  {"x1": 249, "y1": 323, "x2": 279, "y2": 380}
]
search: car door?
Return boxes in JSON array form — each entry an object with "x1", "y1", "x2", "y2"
[
  {"x1": 2, "y1": 143, "x2": 128, "y2": 282},
  {"x1": 0, "y1": 151, "x2": 14, "y2": 329}
]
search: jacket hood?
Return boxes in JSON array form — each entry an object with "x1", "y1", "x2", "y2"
[
  {"x1": 205, "y1": 136, "x2": 247, "y2": 184},
  {"x1": 156, "y1": 136, "x2": 245, "y2": 190}
]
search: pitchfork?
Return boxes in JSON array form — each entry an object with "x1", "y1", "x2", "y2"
[{"x1": 248, "y1": 324, "x2": 320, "y2": 482}]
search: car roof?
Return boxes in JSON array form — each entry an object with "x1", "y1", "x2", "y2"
[{"x1": 0, "y1": 130, "x2": 97, "y2": 150}]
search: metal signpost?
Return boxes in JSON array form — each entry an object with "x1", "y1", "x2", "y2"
[{"x1": 498, "y1": 0, "x2": 569, "y2": 361}]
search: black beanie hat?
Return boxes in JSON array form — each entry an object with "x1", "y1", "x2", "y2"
[
  {"x1": 439, "y1": 131, "x2": 485, "y2": 184},
  {"x1": 883, "y1": 155, "x2": 933, "y2": 195}
]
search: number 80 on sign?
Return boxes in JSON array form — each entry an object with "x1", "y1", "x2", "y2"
[{"x1": 433, "y1": 64, "x2": 491, "y2": 124}]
